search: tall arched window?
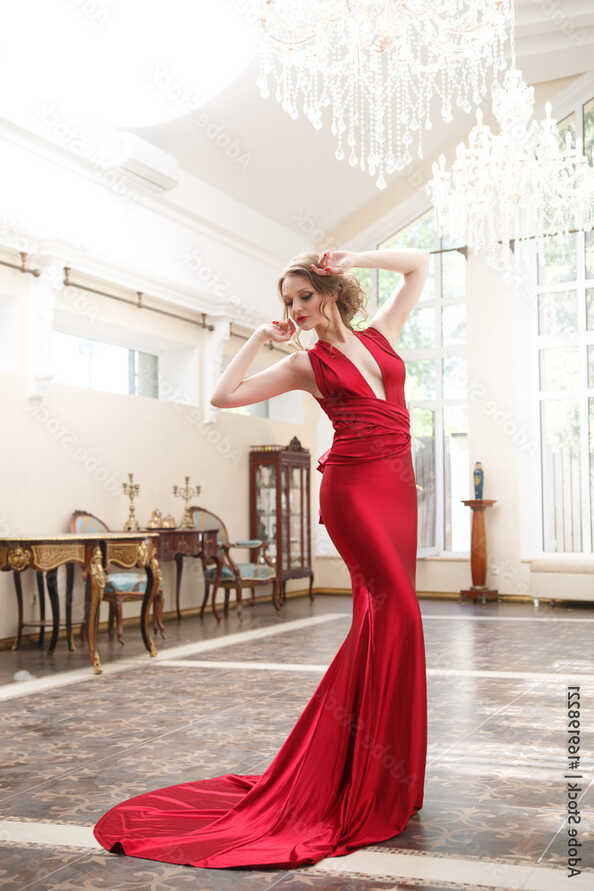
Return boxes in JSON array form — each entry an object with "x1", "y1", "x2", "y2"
[
  {"x1": 536, "y1": 90, "x2": 594, "y2": 553},
  {"x1": 375, "y1": 209, "x2": 469, "y2": 556}
]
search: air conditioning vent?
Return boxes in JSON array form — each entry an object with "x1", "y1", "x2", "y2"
[{"x1": 115, "y1": 132, "x2": 178, "y2": 191}]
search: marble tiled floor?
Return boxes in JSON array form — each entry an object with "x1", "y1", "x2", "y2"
[{"x1": 0, "y1": 595, "x2": 592, "y2": 890}]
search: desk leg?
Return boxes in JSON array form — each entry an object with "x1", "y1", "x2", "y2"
[
  {"x1": 88, "y1": 545, "x2": 106, "y2": 674},
  {"x1": 210, "y1": 558, "x2": 223, "y2": 623},
  {"x1": 46, "y1": 569, "x2": 60, "y2": 653},
  {"x1": 175, "y1": 554, "x2": 183, "y2": 619},
  {"x1": 66, "y1": 562, "x2": 76, "y2": 651},
  {"x1": 141, "y1": 555, "x2": 161, "y2": 658},
  {"x1": 11, "y1": 571, "x2": 24, "y2": 651},
  {"x1": 36, "y1": 572, "x2": 46, "y2": 648}
]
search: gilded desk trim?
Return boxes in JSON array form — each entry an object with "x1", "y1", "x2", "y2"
[{"x1": 0, "y1": 533, "x2": 160, "y2": 675}]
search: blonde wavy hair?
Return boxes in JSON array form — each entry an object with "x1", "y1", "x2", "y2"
[{"x1": 277, "y1": 251, "x2": 369, "y2": 351}]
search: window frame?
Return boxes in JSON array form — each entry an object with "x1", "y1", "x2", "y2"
[{"x1": 526, "y1": 73, "x2": 594, "y2": 556}]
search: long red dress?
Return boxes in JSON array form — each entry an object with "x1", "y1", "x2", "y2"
[{"x1": 93, "y1": 323, "x2": 427, "y2": 869}]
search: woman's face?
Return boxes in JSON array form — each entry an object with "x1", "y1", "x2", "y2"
[{"x1": 280, "y1": 272, "x2": 332, "y2": 331}]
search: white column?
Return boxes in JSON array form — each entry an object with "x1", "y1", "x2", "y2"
[
  {"x1": 25, "y1": 254, "x2": 65, "y2": 400},
  {"x1": 466, "y1": 246, "x2": 537, "y2": 596}
]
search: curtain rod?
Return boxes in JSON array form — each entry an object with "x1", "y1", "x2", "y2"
[
  {"x1": 0, "y1": 252, "x2": 40, "y2": 276},
  {"x1": 408, "y1": 223, "x2": 594, "y2": 257},
  {"x1": 62, "y1": 266, "x2": 214, "y2": 331}
]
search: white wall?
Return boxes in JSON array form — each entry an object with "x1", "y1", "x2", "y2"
[
  {"x1": 0, "y1": 114, "x2": 322, "y2": 644},
  {"x1": 0, "y1": 261, "x2": 320, "y2": 640}
]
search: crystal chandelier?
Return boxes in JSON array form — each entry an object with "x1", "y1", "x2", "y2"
[
  {"x1": 238, "y1": 0, "x2": 513, "y2": 189},
  {"x1": 426, "y1": 4, "x2": 594, "y2": 278}
]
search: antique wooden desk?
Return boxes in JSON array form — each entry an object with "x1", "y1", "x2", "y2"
[
  {"x1": 138, "y1": 527, "x2": 221, "y2": 619},
  {"x1": 0, "y1": 532, "x2": 161, "y2": 675}
]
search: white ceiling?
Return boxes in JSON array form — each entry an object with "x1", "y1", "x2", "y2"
[{"x1": 134, "y1": 0, "x2": 594, "y2": 239}]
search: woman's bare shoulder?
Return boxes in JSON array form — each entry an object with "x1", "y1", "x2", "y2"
[
  {"x1": 286, "y1": 348, "x2": 322, "y2": 397},
  {"x1": 285, "y1": 348, "x2": 314, "y2": 380}
]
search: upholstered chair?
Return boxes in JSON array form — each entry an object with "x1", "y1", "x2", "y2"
[
  {"x1": 70, "y1": 510, "x2": 165, "y2": 644},
  {"x1": 189, "y1": 506, "x2": 277, "y2": 619}
]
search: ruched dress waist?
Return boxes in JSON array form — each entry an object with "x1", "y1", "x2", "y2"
[
  {"x1": 315, "y1": 397, "x2": 412, "y2": 525},
  {"x1": 316, "y1": 396, "x2": 411, "y2": 474}
]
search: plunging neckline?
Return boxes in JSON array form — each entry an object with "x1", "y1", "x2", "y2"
[{"x1": 317, "y1": 326, "x2": 389, "y2": 403}]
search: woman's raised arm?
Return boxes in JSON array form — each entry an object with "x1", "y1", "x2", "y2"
[
  {"x1": 209, "y1": 320, "x2": 312, "y2": 408},
  {"x1": 355, "y1": 248, "x2": 430, "y2": 343},
  {"x1": 310, "y1": 247, "x2": 429, "y2": 346}
]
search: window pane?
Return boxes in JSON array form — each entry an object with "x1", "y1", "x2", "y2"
[
  {"x1": 411, "y1": 406, "x2": 436, "y2": 549},
  {"x1": 540, "y1": 399, "x2": 582, "y2": 552},
  {"x1": 378, "y1": 268, "x2": 395, "y2": 308},
  {"x1": 588, "y1": 345, "x2": 594, "y2": 388},
  {"x1": 586, "y1": 230, "x2": 594, "y2": 280},
  {"x1": 443, "y1": 404, "x2": 470, "y2": 552},
  {"x1": 53, "y1": 331, "x2": 130, "y2": 395},
  {"x1": 537, "y1": 232, "x2": 577, "y2": 285},
  {"x1": 379, "y1": 208, "x2": 435, "y2": 251},
  {"x1": 352, "y1": 267, "x2": 373, "y2": 292},
  {"x1": 443, "y1": 355, "x2": 467, "y2": 400},
  {"x1": 442, "y1": 249, "x2": 466, "y2": 301},
  {"x1": 583, "y1": 97, "x2": 594, "y2": 166},
  {"x1": 405, "y1": 359, "x2": 437, "y2": 400},
  {"x1": 537, "y1": 290, "x2": 577, "y2": 336},
  {"x1": 421, "y1": 254, "x2": 439, "y2": 302},
  {"x1": 379, "y1": 208, "x2": 438, "y2": 303},
  {"x1": 442, "y1": 303, "x2": 467, "y2": 345},
  {"x1": 539, "y1": 347, "x2": 580, "y2": 392},
  {"x1": 352, "y1": 266, "x2": 374, "y2": 319},
  {"x1": 135, "y1": 351, "x2": 159, "y2": 398},
  {"x1": 398, "y1": 305, "x2": 435, "y2": 349},
  {"x1": 379, "y1": 256, "x2": 438, "y2": 306}
]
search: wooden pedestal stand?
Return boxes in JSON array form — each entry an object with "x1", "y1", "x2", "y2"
[{"x1": 460, "y1": 499, "x2": 498, "y2": 604}]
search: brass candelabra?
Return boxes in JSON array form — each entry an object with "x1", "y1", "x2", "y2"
[
  {"x1": 122, "y1": 472, "x2": 140, "y2": 531},
  {"x1": 173, "y1": 475, "x2": 201, "y2": 529}
]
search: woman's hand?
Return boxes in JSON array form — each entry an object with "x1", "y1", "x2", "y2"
[
  {"x1": 310, "y1": 249, "x2": 356, "y2": 276},
  {"x1": 257, "y1": 317, "x2": 296, "y2": 344}
]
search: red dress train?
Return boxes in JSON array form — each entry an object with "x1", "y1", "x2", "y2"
[{"x1": 93, "y1": 324, "x2": 428, "y2": 869}]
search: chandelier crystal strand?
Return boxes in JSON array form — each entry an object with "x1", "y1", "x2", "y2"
[
  {"x1": 426, "y1": 0, "x2": 594, "y2": 282},
  {"x1": 238, "y1": 0, "x2": 513, "y2": 189}
]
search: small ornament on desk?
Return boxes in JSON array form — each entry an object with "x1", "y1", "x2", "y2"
[
  {"x1": 122, "y1": 472, "x2": 140, "y2": 531},
  {"x1": 473, "y1": 461, "x2": 484, "y2": 499},
  {"x1": 173, "y1": 475, "x2": 201, "y2": 529},
  {"x1": 146, "y1": 509, "x2": 164, "y2": 529},
  {"x1": 162, "y1": 513, "x2": 176, "y2": 528}
]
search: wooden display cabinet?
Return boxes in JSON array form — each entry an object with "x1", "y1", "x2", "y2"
[{"x1": 249, "y1": 436, "x2": 314, "y2": 610}]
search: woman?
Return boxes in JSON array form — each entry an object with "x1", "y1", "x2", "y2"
[{"x1": 94, "y1": 246, "x2": 430, "y2": 869}]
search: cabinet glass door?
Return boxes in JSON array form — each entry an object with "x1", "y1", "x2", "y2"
[
  {"x1": 289, "y1": 465, "x2": 304, "y2": 567},
  {"x1": 255, "y1": 464, "x2": 277, "y2": 563},
  {"x1": 282, "y1": 465, "x2": 289, "y2": 569}
]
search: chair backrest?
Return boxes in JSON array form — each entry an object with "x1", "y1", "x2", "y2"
[
  {"x1": 70, "y1": 510, "x2": 110, "y2": 535},
  {"x1": 189, "y1": 506, "x2": 229, "y2": 552}
]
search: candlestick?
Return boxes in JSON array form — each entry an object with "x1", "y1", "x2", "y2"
[
  {"x1": 122, "y1": 472, "x2": 140, "y2": 531},
  {"x1": 173, "y1": 475, "x2": 201, "y2": 529}
]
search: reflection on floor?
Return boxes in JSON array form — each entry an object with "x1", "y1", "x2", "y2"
[{"x1": 0, "y1": 595, "x2": 592, "y2": 890}]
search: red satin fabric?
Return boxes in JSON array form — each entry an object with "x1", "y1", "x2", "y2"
[{"x1": 93, "y1": 324, "x2": 427, "y2": 869}]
